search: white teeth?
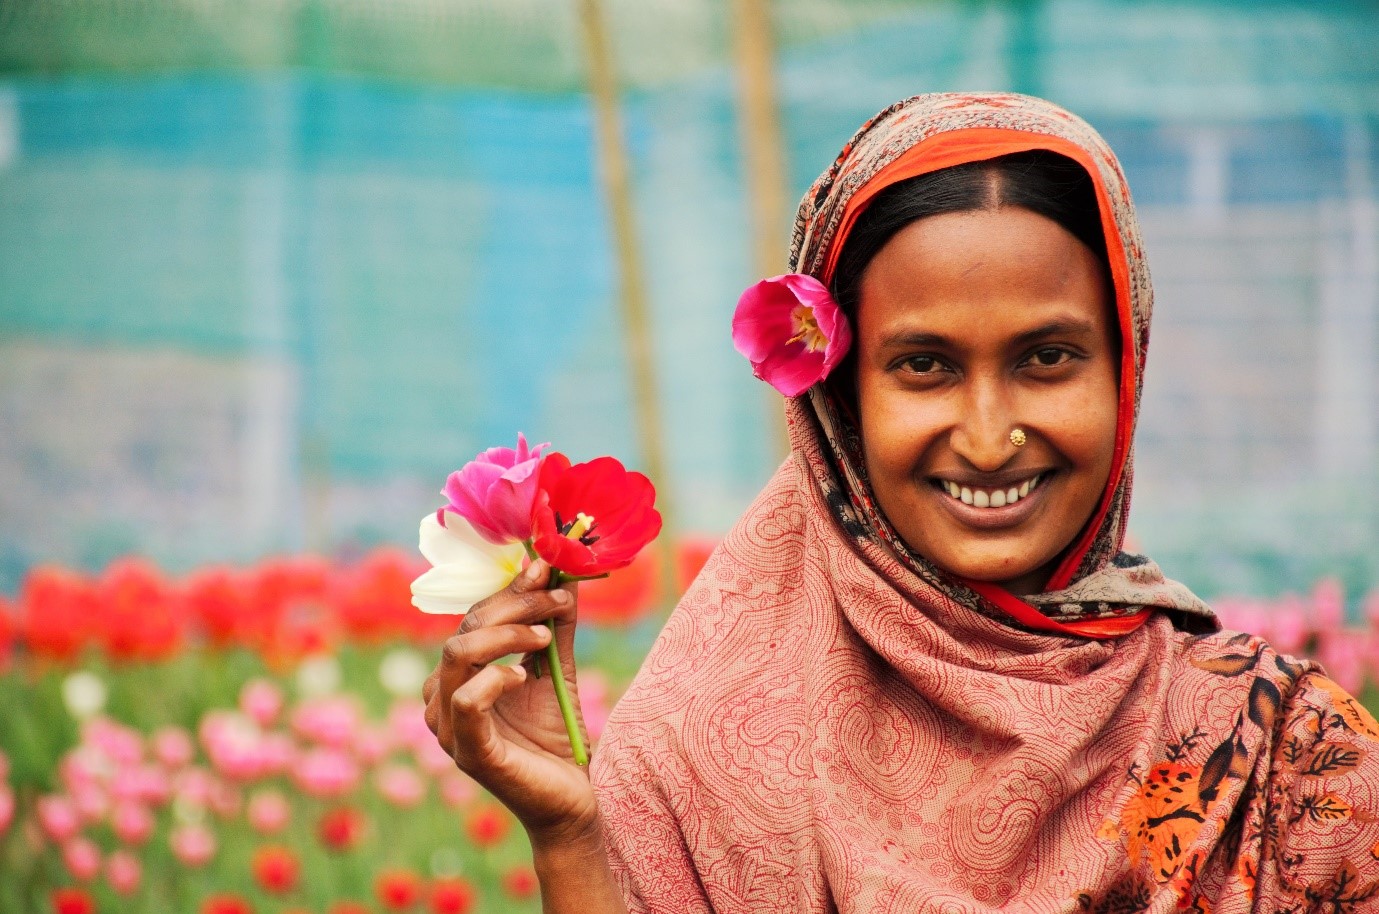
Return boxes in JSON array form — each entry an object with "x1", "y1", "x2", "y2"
[{"x1": 940, "y1": 473, "x2": 1043, "y2": 508}]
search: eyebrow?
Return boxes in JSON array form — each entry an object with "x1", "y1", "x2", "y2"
[{"x1": 878, "y1": 318, "x2": 1098, "y2": 350}]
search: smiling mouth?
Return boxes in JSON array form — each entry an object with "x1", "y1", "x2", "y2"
[{"x1": 931, "y1": 472, "x2": 1048, "y2": 508}]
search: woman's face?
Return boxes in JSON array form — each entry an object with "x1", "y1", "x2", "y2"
[{"x1": 854, "y1": 205, "x2": 1119, "y2": 595}]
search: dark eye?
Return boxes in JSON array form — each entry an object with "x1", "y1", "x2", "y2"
[
  {"x1": 899, "y1": 355, "x2": 943, "y2": 374},
  {"x1": 1029, "y1": 347, "x2": 1072, "y2": 367}
]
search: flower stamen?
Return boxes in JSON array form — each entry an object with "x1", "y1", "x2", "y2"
[{"x1": 785, "y1": 304, "x2": 829, "y2": 353}]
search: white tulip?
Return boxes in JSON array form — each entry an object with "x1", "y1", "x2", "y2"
[{"x1": 410, "y1": 511, "x2": 526, "y2": 615}]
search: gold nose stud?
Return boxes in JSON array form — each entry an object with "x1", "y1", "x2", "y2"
[{"x1": 1009, "y1": 428, "x2": 1027, "y2": 447}]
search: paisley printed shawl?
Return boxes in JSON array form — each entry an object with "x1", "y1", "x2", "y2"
[{"x1": 591, "y1": 94, "x2": 1379, "y2": 913}]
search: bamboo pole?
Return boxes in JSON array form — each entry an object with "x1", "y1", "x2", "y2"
[
  {"x1": 576, "y1": 0, "x2": 680, "y2": 607},
  {"x1": 730, "y1": 0, "x2": 792, "y2": 457}
]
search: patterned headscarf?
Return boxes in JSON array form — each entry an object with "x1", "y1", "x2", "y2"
[{"x1": 785, "y1": 92, "x2": 1212, "y2": 635}]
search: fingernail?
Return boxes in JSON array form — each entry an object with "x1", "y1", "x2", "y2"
[
  {"x1": 521, "y1": 562, "x2": 541, "y2": 584},
  {"x1": 530, "y1": 624, "x2": 550, "y2": 639},
  {"x1": 510, "y1": 662, "x2": 527, "y2": 677},
  {"x1": 550, "y1": 589, "x2": 571, "y2": 605}
]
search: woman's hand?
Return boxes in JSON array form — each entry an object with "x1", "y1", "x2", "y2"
[{"x1": 422, "y1": 559, "x2": 598, "y2": 845}]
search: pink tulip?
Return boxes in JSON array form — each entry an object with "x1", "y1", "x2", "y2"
[
  {"x1": 579, "y1": 670, "x2": 613, "y2": 741},
  {"x1": 83, "y1": 717, "x2": 144, "y2": 766},
  {"x1": 59, "y1": 749, "x2": 107, "y2": 794},
  {"x1": 169, "y1": 823, "x2": 217, "y2": 867},
  {"x1": 107, "y1": 849, "x2": 142, "y2": 896},
  {"x1": 112, "y1": 765, "x2": 172, "y2": 806},
  {"x1": 201, "y1": 711, "x2": 268, "y2": 781},
  {"x1": 174, "y1": 768, "x2": 215, "y2": 808},
  {"x1": 353, "y1": 724, "x2": 393, "y2": 766},
  {"x1": 111, "y1": 801, "x2": 154, "y2": 846},
  {"x1": 37, "y1": 795, "x2": 81, "y2": 842},
  {"x1": 732, "y1": 273, "x2": 852, "y2": 397},
  {"x1": 374, "y1": 763, "x2": 425, "y2": 809},
  {"x1": 1271, "y1": 596, "x2": 1309, "y2": 655},
  {"x1": 71, "y1": 783, "x2": 109, "y2": 823},
  {"x1": 291, "y1": 748, "x2": 361, "y2": 798},
  {"x1": 152, "y1": 726, "x2": 195, "y2": 769},
  {"x1": 0, "y1": 786, "x2": 14, "y2": 835},
  {"x1": 415, "y1": 737, "x2": 456, "y2": 777},
  {"x1": 247, "y1": 788, "x2": 292, "y2": 835},
  {"x1": 239, "y1": 679, "x2": 284, "y2": 727},
  {"x1": 291, "y1": 696, "x2": 361, "y2": 748},
  {"x1": 442, "y1": 434, "x2": 549, "y2": 544},
  {"x1": 63, "y1": 836, "x2": 102, "y2": 881},
  {"x1": 387, "y1": 700, "x2": 433, "y2": 750},
  {"x1": 1312, "y1": 578, "x2": 1346, "y2": 635},
  {"x1": 208, "y1": 779, "x2": 241, "y2": 818},
  {"x1": 439, "y1": 773, "x2": 477, "y2": 809}
]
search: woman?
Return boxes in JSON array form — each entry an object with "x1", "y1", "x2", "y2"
[{"x1": 422, "y1": 94, "x2": 1379, "y2": 913}]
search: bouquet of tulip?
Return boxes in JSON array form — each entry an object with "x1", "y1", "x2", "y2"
[{"x1": 410, "y1": 436, "x2": 661, "y2": 765}]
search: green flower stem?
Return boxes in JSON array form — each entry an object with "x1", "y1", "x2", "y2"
[
  {"x1": 523, "y1": 540, "x2": 590, "y2": 766},
  {"x1": 544, "y1": 619, "x2": 589, "y2": 766}
]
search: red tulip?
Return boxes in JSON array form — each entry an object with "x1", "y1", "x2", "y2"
[
  {"x1": 531, "y1": 454, "x2": 661, "y2": 577},
  {"x1": 429, "y1": 878, "x2": 476, "y2": 914},
  {"x1": 251, "y1": 845, "x2": 300, "y2": 894},
  {"x1": 376, "y1": 867, "x2": 424, "y2": 910},
  {"x1": 465, "y1": 804, "x2": 510, "y2": 848},
  {"x1": 50, "y1": 888, "x2": 95, "y2": 914},
  {"x1": 201, "y1": 894, "x2": 254, "y2": 914},
  {"x1": 20, "y1": 566, "x2": 94, "y2": 661},
  {"x1": 318, "y1": 806, "x2": 366, "y2": 852},
  {"x1": 503, "y1": 865, "x2": 539, "y2": 899}
]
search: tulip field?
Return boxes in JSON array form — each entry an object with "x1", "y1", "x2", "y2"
[
  {"x1": 0, "y1": 548, "x2": 1376, "y2": 914},
  {"x1": 0, "y1": 546, "x2": 705, "y2": 914}
]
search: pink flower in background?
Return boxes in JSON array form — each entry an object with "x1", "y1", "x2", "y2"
[
  {"x1": 732, "y1": 273, "x2": 852, "y2": 397},
  {"x1": 353, "y1": 724, "x2": 393, "y2": 766},
  {"x1": 111, "y1": 801, "x2": 154, "y2": 846},
  {"x1": 71, "y1": 783, "x2": 109, "y2": 823},
  {"x1": 374, "y1": 763, "x2": 425, "y2": 809},
  {"x1": 83, "y1": 717, "x2": 144, "y2": 767},
  {"x1": 439, "y1": 773, "x2": 477, "y2": 809},
  {"x1": 36, "y1": 795, "x2": 81, "y2": 842},
  {"x1": 201, "y1": 712, "x2": 268, "y2": 782},
  {"x1": 170, "y1": 823, "x2": 217, "y2": 867},
  {"x1": 106, "y1": 848, "x2": 142, "y2": 896},
  {"x1": 111, "y1": 764, "x2": 172, "y2": 806},
  {"x1": 442, "y1": 433, "x2": 549, "y2": 544},
  {"x1": 209, "y1": 779, "x2": 242, "y2": 818},
  {"x1": 292, "y1": 748, "x2": 361, "y2": 798},
  {"x1": 247, "y1": 788, "x2": 291, "y2": 835},
  {"x1": 174, "y1": 768, "x2": 215, "y2": 807},
  {"x1": 578, "y1": 669, "x2": 612, "y2": 741},
  {"x1": 387, "y1": 700, "x2": 432, "y2": 750},
  {"x1": 292, "y1": 696, "x2": 361, "y2": 748},
  {"x1": 152, "y1": 726, "x2": 195, "y2": 769},
  {"x1": 240, "y1": 679, "x2": 285, "y2": 727},
  {"x1": 0, "y1": 786, "x2": 14, "y2": 835},
  {"x1": 414, "y1": 736, "x2": 457, "y2": 777},
  {"x1": 62, "y1": 836, "x2": 102, "y2": 881}
]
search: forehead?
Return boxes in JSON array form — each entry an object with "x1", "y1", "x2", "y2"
[{"x1": 856, "y1": 207, "x2": 1113, "y2": 339}]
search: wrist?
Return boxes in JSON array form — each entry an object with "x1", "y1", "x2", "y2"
[{"x1": 529, "y1": 815, "x2": 606, "y2": 875}]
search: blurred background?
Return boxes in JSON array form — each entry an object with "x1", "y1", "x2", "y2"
[{"x1": 1, "y1": 0, "x2": 1377, "y2": 911}]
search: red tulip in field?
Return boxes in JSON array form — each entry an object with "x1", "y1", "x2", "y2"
[
  {"x1": 251, "y1": 845, "x2": 300, "y2": 894},
  {"x1": 531, "y1": 454, "x2": 662, "y2": 576},
  {"x1": 318, "y1": 806, "x2": 366, "y2": 852},
  {"x1": 50, "y1": 888, "x2": 96, "y2": 914},
  {"x1": 201, "y1": 894, "x2": 254, "y2": 914},
  {"x1": 465, "y1": 803, "x2": 510, "y2": 847},
  {"x1": 429, "y1": 877, "x2": 476, "y2": 914},
  {"x1": 376, "y1": 868, "x2": 424, "y2": 910}
]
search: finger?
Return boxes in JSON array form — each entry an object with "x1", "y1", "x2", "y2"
[
  {"x1": 463, "y1": 560, "x2": 551, "y2": 632},
  {"x1": 449, "y1": 663, "x2": 529, "y2": 771},
  {"x1": 460, "y1": 580, "x2": 575, "y2": 635},
  {"x1": 438, "y1": 624, "x2": 552, "y2": 675},
  {"x1": 422, "y1": 671, "x2": 439, "y2": 705}
]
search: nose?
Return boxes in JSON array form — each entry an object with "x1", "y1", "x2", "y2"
[{"x1": 949, "y1": 379, "x2": 1018, "y2": 472}]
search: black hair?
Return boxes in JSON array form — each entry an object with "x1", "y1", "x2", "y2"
[{"x1": 830, "y1": 150, "x2": 1110, "y2": 315}]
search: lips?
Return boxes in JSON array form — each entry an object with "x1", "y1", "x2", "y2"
[
  {"x1": 928, "y1": 471, "x2": 1052, "y2": 530},
  {"x1": 934, "y1": 472, "x2": 1046, "y2": 509}
]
